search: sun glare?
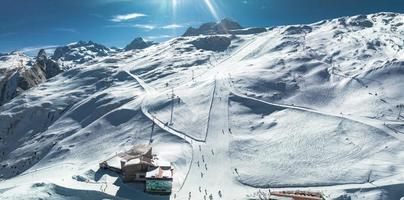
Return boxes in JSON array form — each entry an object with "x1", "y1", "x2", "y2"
[
  {"x1": 172, "y1": 0, "x2": 178, "y2": 19},
  {"x1": 203, "y1": 0, "x2": 220, "y2": 21},
  {"x1": 172, "y1": 0, "x2": 177, "y2": 11},
  {"x1": 171, "y1": 0, "x2": 220, "y2": 22}
]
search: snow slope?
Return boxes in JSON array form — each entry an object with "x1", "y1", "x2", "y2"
[{"x1": 1, "y1": 12, "x2": 404, "y2": 200}]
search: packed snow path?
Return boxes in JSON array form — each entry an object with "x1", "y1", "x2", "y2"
[
  {"x1": 173, "y1": 74, "x2": 252, "y2": 200},
  {"x1": 125, "y1": 67, "x2": 254, "y2": 199}
]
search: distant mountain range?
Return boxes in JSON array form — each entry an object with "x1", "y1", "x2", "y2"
[{"x1": 0, "y1": 18, "x2": 250, "y2": 105}]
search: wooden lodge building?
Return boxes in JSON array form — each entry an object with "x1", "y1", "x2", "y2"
[{"x1": 99, "y1": 144, "x2": 173, "y2": 194}]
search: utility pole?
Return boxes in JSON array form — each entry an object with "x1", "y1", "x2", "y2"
[
  {"x1": 150, "y1": 116, "x2": 155, "y2": 144},
  {"x1": 169, "y1": 88, "x2": 175, "y2": 125},
  {"x1": 398, "y1": 104, "x2": 404, "y2": 120}
]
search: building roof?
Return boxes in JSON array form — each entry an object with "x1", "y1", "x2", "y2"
[
  {"x1": 153, "y1": 160, "x2": 172, "y2": 168},
  {"x1": 124, "y1": 156, "x2": 154, "y2": 167},
  {"x1": 126, "y1": 158, "x2": 141, "y2": 165},
  {"x1": 270, "y1": 195, "x2": 294, "y2": 200},
  {"x1": 105, "y1": 156, "x2": 122, "y2": 169},
  {"x1": 146, "y1": 166, "x2": 173, "y2": 180},
  {"x1": 270, "y1": 191, "x2": 324, "y2": 200},
  {"x1": 119, "y1": 144, "x2": 152, "y2": 162}
]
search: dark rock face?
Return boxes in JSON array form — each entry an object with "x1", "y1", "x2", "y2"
[
  {"x1": 283, "y1": 25, "x2": 313, "y2": 35},
  {"x1": 183, "y1": 18, "x2": 243, "y2": 36},
  {"x1": 36, "y1": 49, "x2": 62, "y2": 79},
  {"x1": 229, "y1": 27, "x2": 267, "y2": 35},
  {"x1": 349, "y1": 15, "x2": 374, "y2": 28},
  {"x1": 52, "y1": 41, "x2": 110, "y2": 64},
  {"x1": 189, "y1": 36, "x2": 232, "y2": 52},
  {"x1": 124, "y1": 37, "x2": 156, "y2": 51},
  {"x1": 18, "y1": 63, "x2": 47, "y2": 90},
  {"x1": 0, "y1": 50, "x2": 62, "y2": 106},
  {"x1": 0, "y1": 65, "x2": 47, "y2": 106}
]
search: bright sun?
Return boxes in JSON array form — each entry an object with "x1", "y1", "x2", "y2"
[
  {"x1": 203, "y1": 0, "x2": 219, "y2": 20},
  {"x1": 172, "y1": 0, "x2": 219, "y2": 21}
]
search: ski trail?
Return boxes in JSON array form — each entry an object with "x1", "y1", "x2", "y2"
[
  {"x1": 174, "y1": 74, "x2": 250, "y2": 200},
  {"x1": 228, "y1": 84, "x2": 404, "y2": 142}
]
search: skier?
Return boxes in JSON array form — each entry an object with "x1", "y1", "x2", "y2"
[
  {"x1": 205, "y1": 163, "x2": 208, "y2": 170},
  {"x1": 218, "y1": 190, "x2": 222, "y2": 198},
  {"x1": 211, "y1": 149, "x2": 214, "y2": 155},
  {"x1": 199, "y1": 186, "x2": 202, "y2": 192},
  {"x1": 201, "y1": 172, "x2": 204, "y2": 178},
  {"x1": 202, "y1": 155, "x2": 205, "y2": 162}
]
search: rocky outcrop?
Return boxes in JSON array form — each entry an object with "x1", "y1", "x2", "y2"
[
  {"x1": 189, "y1": 36, "x2": 232, "y2": 52},
  {"x1": 183, "y1": 18, "x2": 243, "y2": 36},
  {"x1": 124, "y1": 37, "x2": 156, "y2": 51},
  {"x1": 182, "y1": 18, "x2": 267, "y2": 36},
  {"x1": 36, "y1": 49, "x2": 62, "y2": 79},
  {"x1": 0, "y1": 50, "x2": 61, "y2": 106}
]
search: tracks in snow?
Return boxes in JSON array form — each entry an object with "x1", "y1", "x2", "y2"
[
  {"x1": 228, "y1": 81, "x2": 404, "y2": 142},
  {"x1": 123, "y1": 32, "x2": 404, "y2": 197}
]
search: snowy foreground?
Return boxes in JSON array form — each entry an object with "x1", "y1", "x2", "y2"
[{"x1": 1, "y1": 13, "x2": 404, "y2": 199}]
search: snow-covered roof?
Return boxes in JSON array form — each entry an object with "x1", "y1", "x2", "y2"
[
  {"x1": 269, "y1": 195, "x2": 293, "y2": 200},
  {"x1": 126, "y1": 158, "x2": 141, "y2": 165},
  {"x1": 105, "y1": 156, "x2": 122, "y2": 169},
  {"x1": 119, "y1": 144, "x2": 152, "y2": 162},
  {"x1": 153, "y1": 160, "x2": 171, "y2": 168},
  {"x1": 146, "y1": 166, "x2": 173, "y2": 179}
]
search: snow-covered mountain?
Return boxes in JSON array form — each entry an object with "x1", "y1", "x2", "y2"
[
  {"x1": 1, "y1": 12, "x2": 404, "y2": 200},
  {"x1": 52, "y1": 40, "x2": 113, "y2": 67}
]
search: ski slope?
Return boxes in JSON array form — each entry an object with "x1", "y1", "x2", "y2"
[{"x1": 1, "y1": 12, "x2": 404, "y2": 200}]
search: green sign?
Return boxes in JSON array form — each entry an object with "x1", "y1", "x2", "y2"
[{"x1": 146, "y1": 180, "x2": 172, "y2": 192}]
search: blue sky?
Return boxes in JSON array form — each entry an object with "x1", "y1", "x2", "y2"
[{"x1": 1, "y1": 0, "x2": 404, "y2": 55}]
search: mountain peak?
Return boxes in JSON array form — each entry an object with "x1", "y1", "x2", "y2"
[
  {"x1": 37, "y1": 49, "x2": 47, "y2": 60},
  {"x1": 52, "y1": 40, "x2": 110, "y2": 64},
  {"x1": 124, "y1": 37, "x2": 156, "y2": 51}
]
